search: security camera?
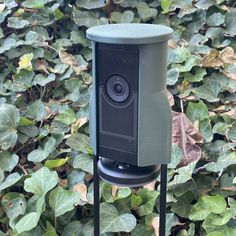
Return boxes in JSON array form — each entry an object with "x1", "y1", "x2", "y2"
[{"x1": 87, "y1": 23, "x2": 173, "y2": 187}]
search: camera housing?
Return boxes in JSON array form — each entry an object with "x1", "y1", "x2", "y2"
[{"x1": 87, "y1": 24, "x2": 172, "y2": 186}]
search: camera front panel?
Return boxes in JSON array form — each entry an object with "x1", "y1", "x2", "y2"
[{"x1": 96, "y1": 43, "x2": 139, "y2": 165}]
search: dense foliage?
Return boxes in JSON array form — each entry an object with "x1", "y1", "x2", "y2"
[{"x1": 0, "y1": 0, "x2": 236, "y2": 235}]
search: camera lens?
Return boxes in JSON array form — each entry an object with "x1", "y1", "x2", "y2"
[
  {"x1": 113, "y1": 82, "x2": 124, "y2": 95},
  {"x1": 106, "y1": 75, "x2": 130, "y2": 103}
]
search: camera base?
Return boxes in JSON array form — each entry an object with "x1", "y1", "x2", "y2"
[{"x1": 97, "y1": 158, "x2": 160, "y2": 187}]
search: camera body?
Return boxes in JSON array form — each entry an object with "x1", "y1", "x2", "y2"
[{"x1": 87, "y1": 24, "x2": 172, "y2": 185}]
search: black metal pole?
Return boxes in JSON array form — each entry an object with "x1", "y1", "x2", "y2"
[
  {"x1": 94, "y1": 154, "x2": 100, "y2": 236},
  {"x1": 159, "y1": 164, "x2": 167, "y2": 236}
]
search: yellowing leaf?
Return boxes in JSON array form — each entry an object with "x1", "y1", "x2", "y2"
[
  {"x1": 17, "y1": 53, "x2": 33, "y2": 73},
  {"x1": 44, "y1": 157, "x2": 68, "y2": 169}
]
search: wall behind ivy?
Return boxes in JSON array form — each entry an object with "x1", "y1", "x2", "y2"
[{"x1": 0, "y1": 0, "x2": 236, "y2": 235}]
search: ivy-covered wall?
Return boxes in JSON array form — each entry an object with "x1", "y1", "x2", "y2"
[{"x1": 0, "y1": 0, "x2": 236, "y2": 235}]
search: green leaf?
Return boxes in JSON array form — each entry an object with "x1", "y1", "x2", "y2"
[
  {"x1": 174, "y1": 162, "x2": 197, "y2": 185},
  {"x1": 19, "y1": 117, "x2": 35, "y2": 126},
  {"x1": 102, "y1": 183, "x2": 131, "y2": 203},
  {"x1": 42, "y1": 221, "x2": 58, "y2": 236},
  {"x1": 173, "y1": 47, "x2": 191, "y2": 64},
  {"x1": 199, "y1": 118, "x2": 213, "y2": 143},
  {"x1": 62, "y1": 221, "x2": 83, "y2": 236},
  {"x1": 66, "y1": 133, "x2": 92, "y2": 154},
  {"x1": 17, "y1": 53, "x2": 33, "y2": 73},
  {"x1": 136, "y1": 2, "x2": 157, "y2": 22},
  {"x1": 207, "y1": 13, "x2": 225, "y2": 27},
  {"x1": 33, "y1": 74, "x2": 56, "y2": 86},
  {"x1": 205, "y1": 153, "x2": 236, "y2": 173},
  {"x1": 0, "y1": 103, "x2": 20, "y2": 150},
  {"x1": 73, "y1": 153, "x2": 93, "y2": 174},
  {"x1": 26, "y1": 100, "x2": 47, "y2": 122},
  {"x1": 184, "y1": 68, "x2": 207, "y2": 82},
  {"x1": 225, "y1": 12, "x2": 236, "y2": 36},
  {"x1": 167, "y1": 68, "x2": 179, "y2": 86},
  {"x1": 194, "y1": 79, "x2": 221, "y2": 102},
  {"x1": 168, "y1": 144, "x2": 183, "y2": 169},
  {"x1": 0, "y1": 173, "x2": 21, "y2": 192},
  {"x1": 227, "y1": 121, "x2": 236, "y2": 142},
  {"x1": 111, "y1": 11, "x2": 134, "y2": 23},
  {"x1": 55, "y1": 109, "x2": 77, "y2": 125},
  {"x1": 161, "y1": 0, "x2": 171, "y2": 14},
  {"x1": 202, "y1": 195, "x2": 227, "y2": 214},
  {"x1": 137, "y1": 189, "x2": 159, "y2": 216},
  {"x1": 100, "y1": 202, "x2": 136, "y2": 233},
  {"x1": 73, "y1": 8, "x2": 108, "y2": 27},
  {"x1": 24, "y1": 167, "x2": 58, "y2": 196},
  {"x1": 0, "y1": 151, "x2": 19, "y2": 172},
  {"x1": 22, "y1": 0, "x2": 54, "y2": 8},
  {"x1": 7, "y1": 17, "x2": 29, "y2": 29},
  {"x1": 2, "y1": 192, "x2": 26, "y2": 220},
  {"x1": 189, "y1": 194, "x2": 226, "y2": 221},
  {"x1": 49, "y1": 186, "x2": 80, "y2": 217},
  {"x1": 186, "y1": 100, "x2": 209, "y2": 122},
  {"x1": 15, "y1": 212, "x2": 39, "y2": 234},
  {"x1": 45, "y1": 157, "x2": 68, "y2": 169},
  {"x1": 76, "y1": 0, "x2": 107, "y2": 9},
  {"x1": 27, "y1": 148, "x2": 48, "y2": 163}
]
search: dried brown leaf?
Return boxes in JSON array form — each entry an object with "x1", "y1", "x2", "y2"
[
  {"x1": 73, "y1": 183, "x2": 88, "y2": 202},
  {"x1": 220, "y1": 47, "x2": 236, "y2": 64},
  {"x1": 201, "y1": 49, "x2": 223, "y2": 68},
  {"x1": 112, "y1": 185, "x2": 118, "y2": 198},
  {"x1": 172, "y1": 111, "x2": 204, "y2": 166},
  {"x1": 151, "y1": 216, "x2": 160, "y2": 236},
  {"x1": 143, "y1": 180, "x2": 156, "y2": 191}
]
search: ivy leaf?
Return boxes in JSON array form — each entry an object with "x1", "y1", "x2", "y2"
[
  {"x1": 2, "y1": 192, "x2": 26, "y2": 221},
  {"x1": 73, "y1": 153, "x2": 93, "y2": 174},
  {"x1": 49, "y1": 186, "x2": 80, "y2": 217},
  {"x1": 194, "y1": 79, "x2": 221, "y2": 102},
  {"x1": 7, "y1": 17, "x2": 29, "y2": 29},
  {"x1": 225, "y1": 12, "x2": 236, "y2": 36},
  {"x1": 0, "y1": 103, "x2": 20, "y2": 150},
  {"x1": 161, "y1": 0, "x2": 171, "y2": 14},
  {"x1": 24, "y1": 167, "x2": 58, "y2": 196},
  {"x1": 0, "y1": 151, "x2": 19, "y2": 172},
  {"x1": 137, "y1": 189, "x2": 159, "y2": 216},
  {"x1": 55, "y1": 109, "x2": 77, "y2": 125},
  {"x1": 110, "y1": 11, "x2": 134, "y2": 23},
  {"x1": 102, "y1": 183, "x2": 131, "y2": 203},
  {"x1": 100, "y1": 202, "x2": 136, "y2": 233},
  {"x1": 136, "y1": 2, "x2": 157, "y2": 22},
  {"x1": 207, "y1": 13, "x2": 225, "y2": 27},
  {"x1": 66, "y1": 133, "x2": 92, "y2": 154},
  {"x1": 75, "y1": 0, "x2": 107, "y2": 9},
  {"x1": 27, "y1": 148, "x2": 48, "y2": 163},
  {"x1": 73, "y1": 8, "x2": 108, "y2": 27},
  {"x1": 173, "y1": 162, "x2": 197, "y2": 185},
  {"x1": 199, "y1": 118, "x2": 213, "y2": 143},
  {"x1": 168, "y1": 144, "x2": 183, "y2": 169},
  {"x1": 22, "y1": 0, "x2": 54, "y2": 8},
  {"x1": 0, "y1": 173, "x2": 21, "y2": 192},
  {"x1": 42, "y1": 221, "x2": 58, "y2": 236},
  {"x1": 186, "y1": 100, "x2": 209, "y2": 122},
  {"x1": 17, "y1": 53, "x2": 34, "y2": 73},
  {"x1": 167, "y1": 68, "x2": 179, "y2": 86},
  {"x1": 184, "y1": 68, "x2": 207, "y2": 82},
  {"x1": 26, "y1": 100, "x2": 47, "y2": 122},
  {"x1": 62, "y1": 221, "x2": 83, "y2": 236},
  {"x1": 45, "y1": 157, "x2": 68, "y2": 169},
  {"x1": 189, "y1": 194, "x2": 226, "y2": 221},
  {"x1": 205, "y1": 153, "x2": 236, "y2": 173}
]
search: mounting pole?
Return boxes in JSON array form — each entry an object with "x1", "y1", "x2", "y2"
[
  {"x1": 159, "y1": 164, "x2": 167, "y2": 236},
  {"x1": 94, "y1": 154, "x2": 100, "y2": 236}
]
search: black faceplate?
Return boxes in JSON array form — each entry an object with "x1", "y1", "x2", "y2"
[{"x1": 96, "y1": 43, "x2": 139, "y2": 165}]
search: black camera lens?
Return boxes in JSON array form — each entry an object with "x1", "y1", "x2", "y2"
[
  {"x1": 106, "y1": 75, "x2": 130, "y2": 103},
  {"x1": 113, "y1": 82, "x2": 124, "y2": 95}
]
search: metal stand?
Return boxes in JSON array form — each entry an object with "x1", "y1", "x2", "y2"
[
  {"x1": 93, "y1": 154, "x2": 100, "y2": 236},
  {"x1": 159, "y1": 164, "x2": 167, "y2": 236},
  {"x1": 93, "y1": 159, "x2": 168, "y2": 236}
]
